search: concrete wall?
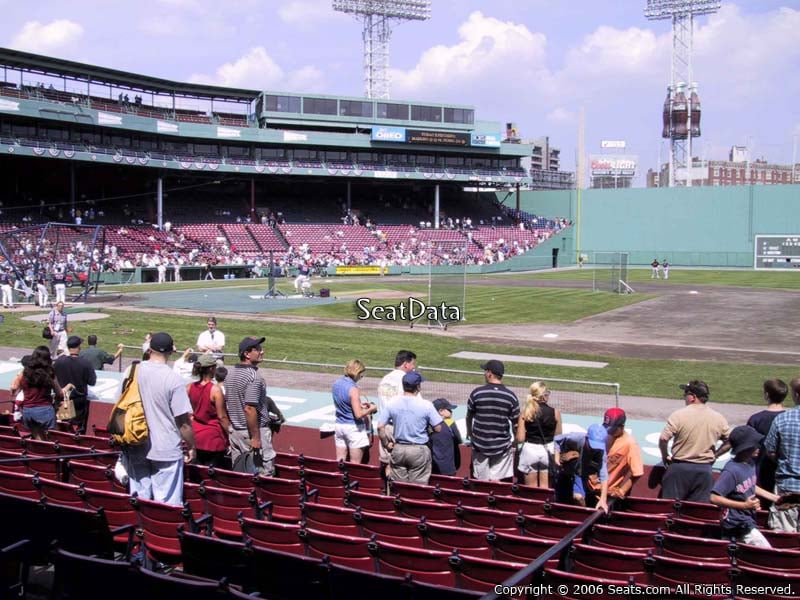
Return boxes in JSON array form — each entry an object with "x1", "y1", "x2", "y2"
[{"x1": 498, "y1": 184, "x2": 800, "y2": 267}]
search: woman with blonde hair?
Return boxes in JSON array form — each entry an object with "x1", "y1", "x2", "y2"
[
  {"x1": 332, "y1": 359, "x2": 377, "y2": 463},
  {"x1": 516, "y1": 381, "x2": 561, "y2": 488}
]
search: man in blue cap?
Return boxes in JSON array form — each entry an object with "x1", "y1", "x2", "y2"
[
  {"x1": 553, "y1": 424, "x2": 609, "y2": 513},
  {"x1": 377, "y1": 371, "x2": 442, "y2": 485}
]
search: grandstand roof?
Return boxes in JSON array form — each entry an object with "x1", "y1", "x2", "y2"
[{"x1": 0, "y1": 47, "x2": 259, "y2": 101}]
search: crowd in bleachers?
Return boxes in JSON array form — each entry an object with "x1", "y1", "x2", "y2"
[{"x1": 2, "y1": 331, "x2": 799, "y2": 597}]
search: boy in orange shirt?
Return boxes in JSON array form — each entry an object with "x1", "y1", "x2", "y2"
[{"x1": 590, "y1": 408, "x2": 644, "y2": 498}]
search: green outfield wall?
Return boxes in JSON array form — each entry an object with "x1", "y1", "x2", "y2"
[{"x1": 498, "y1": 185, "x2": 800, "y2": 267}]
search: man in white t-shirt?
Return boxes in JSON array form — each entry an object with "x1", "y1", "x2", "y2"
[
  {"x1": 196, "y1": 316, "x2": 226, "y2": 362},
  {"x1": 377, "y1": 350, "x2": 418, "y2": 477}
]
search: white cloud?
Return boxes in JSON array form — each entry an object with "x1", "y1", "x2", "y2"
[
  {"x1": 10, "y1": 20, "x2": 84, "y2": 54},
  {"x1": 390, "y1": 11, "x2": 549, "y2": 101},
  {"x1": 279, "y1": 0, "x2": 344, "y2": 27},
  {"x1": 190, "y1": 46, "x2": 325, "y2": 92}
]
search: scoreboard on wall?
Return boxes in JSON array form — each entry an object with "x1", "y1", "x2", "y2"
[{"x1": 754, "y1": 235, "x2": 800, "y2": 270}]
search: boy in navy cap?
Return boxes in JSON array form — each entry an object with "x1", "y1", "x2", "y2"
[
  {"x1": 710, "y1": 425, "x2": 779, "y2": 547},
  {"x1": 554, "y1": 424, "x2": 609, "y2": 513},
  {"x1": 430, "y1": 398, "x2": 463, "y2": 476}
]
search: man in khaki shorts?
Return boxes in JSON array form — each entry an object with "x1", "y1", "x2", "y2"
[
  {"x1": 378, "y1": 371, "x2": 442, "y2": 485},
  {"x1": 466, "y1": 360, "x2": 520, "y2": 481},
  {"x1": 377, "y1": 350, "x2": 417, "y2": 477}
]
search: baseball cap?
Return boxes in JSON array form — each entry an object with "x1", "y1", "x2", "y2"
[
  {"x1": 149, "y1": 332, "x2": 174, "y2": 354},
  {"x1": 239, "y1": 336, "x2": 266, "y2": 355},
  {"x1": 680, "y1": 380, "x2": 709, "y2": 399},
  {"x1": 197, "y1": 354, "x2": 217, "y2": 367},
  {"x1": 433, "y1": 398, "x2": 457, "y2": 411},
  {"x1": 586, "y1": 424, "x2": 608, "y2": 450},
  {"x1": 402, "y1": 370, "x2": 425, "y2": 387},
  {"x1": 66, "y1": 335, "x2": 83, "y2": 349},
  {"x1": 603, "y1": 407, "x2": 627, "y2": 431},
  {"x1": 480, "y1": 359, "x2": 505, "y2": 378},
  {"x1": 729, "y1": 425, "x2": 763, "y2": 455}
]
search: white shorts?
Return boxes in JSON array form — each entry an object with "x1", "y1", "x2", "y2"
[
  {"x1": 472, "y1": 448, "x2": 514, "y2": 481},
  {"x1": 334, "y1": 422, "x2": 370, "y2": 449},
  {"x1": 517, "y1": 441, "x2": 554, "y2": 474}
]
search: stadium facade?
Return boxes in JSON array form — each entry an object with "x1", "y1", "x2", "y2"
[{"x1": 0, "y1": 47, "x2": 533, "y2": 227}]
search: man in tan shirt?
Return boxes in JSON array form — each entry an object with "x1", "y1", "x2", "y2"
[{"x1": 659, "y1": 380, "x2": 731, "y2": 502}]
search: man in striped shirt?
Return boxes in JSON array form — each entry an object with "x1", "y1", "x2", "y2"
[
  {"x1": 225, "y1": 336, "x2": 277, "y2": 476},
  {"x1": 466, "y1": 360, "x2": 520, "y2": 481}
]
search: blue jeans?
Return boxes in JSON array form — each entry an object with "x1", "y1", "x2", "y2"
[
  {"x1": 124, "y1": 445, "x2": 185, "y2": 506},
  {"x1": 23, "y1": 406, "x2": 56, "y2": 431}
]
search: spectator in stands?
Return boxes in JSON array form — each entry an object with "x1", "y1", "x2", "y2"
[
  {"x1": 377, "y1": 350, "x2": 418, "y2": 477},
  {"x1": 54, "y1": 336, "x2": 96, "y2": 434},
  {"x1": 215, "y1": 366, "x2": 227, "y2": 396},
  {"x1": 430, "y1": 398, "x2": 462, "y2": 476},
  {"x1": 225, "y1": 336, "x2": 277, "y2": 476},
  {"x1": 80, "y1": 334, "x2": 123, "y2": 371},
  {"x1": 516, "y1": 381, "x2": 561, "y2": 488},
  {"x1": 711, "y1": 425, "x2": 779, "y2": 547},
  {"x1": 187, "y1": 354, "x2": 230, "y2": 468},
  {"x1": 9, "y1": 346, "x2": 65, "y2": 440},
  {"x1": 378, "y1": 371, "x2": 442, "y2": 485},
  {"x1": 659, "y1": 380, "x2": 731, "y2": 502},
  {"x1": 125, "y1": 332, "x2": 195, "y2": 505},
  {"x1": 332, "y1": 359, "x2": 378, "y2": 464},
  {"x1": 172, "y1": 348, "x2": 198, "y2": 378},
  {"x1": 595, "y1": 408, "x2": 643, "y2": 499},
  {"x1": 47, "y1": 301, "x2": 69, "y2": 356},
  {"x1": 466, "y1": 360, "x2": 520, "y2": 482},
  {"x1": 554, "y1": 424, "x2": 609, "y2": 513},
  {"x1": 764, "y1": 377, "x2": 800, "y2": 532},
  {"x1": 196, "y1": 316, "x2": 225, "y2": 362},
  {"x1": 747, "y1": 378, "x2": 787, "y2": 507}
]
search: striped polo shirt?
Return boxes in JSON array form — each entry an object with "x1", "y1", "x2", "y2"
[
  {"x1": 225, "y1": 363, "x2": 269, "y2": 430},
  {"x1": 467, "y1": 383, "x2": 520, "y2": 457}
]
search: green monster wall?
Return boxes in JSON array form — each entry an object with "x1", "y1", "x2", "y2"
[{"x1": 498, "y1": 185, "x2": 800, "y2": 267}]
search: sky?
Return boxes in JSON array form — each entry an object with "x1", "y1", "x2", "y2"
[{"x1": 1, "y1": 0, "x2": 798, "y2": 186}]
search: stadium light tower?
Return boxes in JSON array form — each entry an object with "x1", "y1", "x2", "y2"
[
  {"x1": 333, "y1": 0, "x2": 431, "y2": 99},
  {"x1": 645, "y1": 0, "x2": 720, "y2": 187}
]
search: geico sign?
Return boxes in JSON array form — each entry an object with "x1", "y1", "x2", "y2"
[{"x1": 374, "y1": 129, "x2": 404, "y2": 140}]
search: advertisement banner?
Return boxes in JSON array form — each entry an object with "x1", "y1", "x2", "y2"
[
  {"x1": 589, "y1": 155, "x2": 637, "y2": 177},
  {"x1": 334, "y1": 266, "x2": 383, "y2": 276},
  {"x1": 601, "y1": 140, "x2": 626, "y2": 149},
  {"x1": 406, "y1": 129, "x2": 469, "y2": 146},
  {"x1": 371, "y1": 126, "x2": 407, "y2": 142},
  {"x1": 471, "y1": 133, "x2": 502, "y2": 147}
]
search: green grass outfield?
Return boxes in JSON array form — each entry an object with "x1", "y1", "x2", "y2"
[
  {"x1": 3, "y1": 269, "x2": 796, "y2": 406},
  {"x1": 514, "y1": 267, "x2": 800, "y2": 289}
]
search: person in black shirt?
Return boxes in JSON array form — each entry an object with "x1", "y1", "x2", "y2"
[
  {"x1": 747, "y1": 378, "x2": 787, "y2": 507},
  {"x1": 516, "y1": 381, "x2": 562, "y2": 488},
  {"x1": 54, "y1": 336, "x2": 97, "y2": 433},
  {"x1": 430, "y1": 398, "x2": 463, "y2": 476}
]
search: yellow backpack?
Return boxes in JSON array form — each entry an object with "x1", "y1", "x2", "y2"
[{"x1": 107, "y1": 362, "x2": 149, "y2": 446}]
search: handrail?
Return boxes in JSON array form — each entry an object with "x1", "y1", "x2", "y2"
[
  {"x1": 479, "y1": 503, "x2": 611, "y2": 600},
  {"x1": 0, "y1": 450, "x2": 120, "y2": 465}
]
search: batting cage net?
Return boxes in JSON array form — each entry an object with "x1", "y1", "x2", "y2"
[
  {"x1": 412, "y1": 239, "x2": 468, "y2": 330},
  {"x1": 592, "y1": 251, "x2": 632, "y2": 294},
  {"x1": 0, "y1": 223, "x2": 104, "y2": 304}
]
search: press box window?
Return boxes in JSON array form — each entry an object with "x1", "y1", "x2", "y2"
[
  {"x1": 263, "y1": 95, "x2": 301, "y2": 113},
  {"x1": 377, "y1": 102, "x2": 408, "y2": 120},
  {"x1": 303, "y1": 97, "x2": 337, "y2": 116}
]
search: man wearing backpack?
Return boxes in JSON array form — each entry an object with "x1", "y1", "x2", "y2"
[{"x1": 125, "y1": 331, "x2": 196, "y2": 506}]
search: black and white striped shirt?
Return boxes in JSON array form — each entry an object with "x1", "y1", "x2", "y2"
[
  {"x1": 225, "y1": 363, "x2": 269, "y2": 430},
  {"x1": 467, "y1": 383, "x2": 520, "y2": 457}
]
